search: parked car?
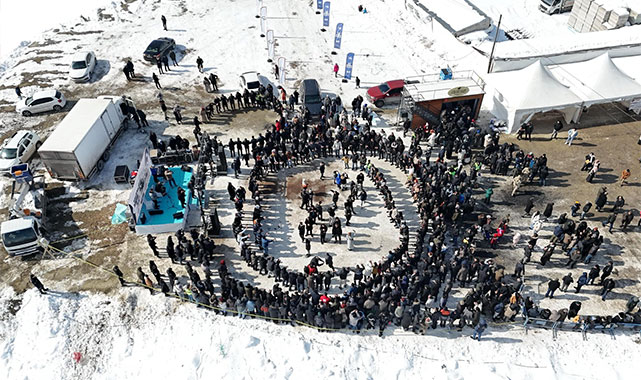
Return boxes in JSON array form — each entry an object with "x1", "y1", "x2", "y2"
[
  {"x1": 16, "y1": 89, "x2": 67, "y2": 116},
  {"x1": 0, "y1": 130, "x2": 41, "y2": 173},
  {"x1": 239, "y1": 71, "x2": 261, "y2": 90},
  {"x1": 299, "y1": 79, "x2": 322, "y2": 116},
  {"x1": 143, "y1": 37, "x2": 176, "y2": 63},
  {"x1": 69, "y1": 51, "x2": 96, "y2": 82},
  {"x1": 367, "y1": 80, "x2": 405, "y2": 108}
]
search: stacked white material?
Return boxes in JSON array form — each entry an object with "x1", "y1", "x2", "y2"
[
  {"x1": 569, "y1": 0, "x2": 635, "y2": 32},
  {"x1": 569, "y1": 0, "x2": 593, "y2": 32},
  {"x1": 608, "y1": 7, "x2": 630, "y2": 27}
]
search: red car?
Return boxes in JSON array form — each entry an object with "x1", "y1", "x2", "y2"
[{"x1": 367, "y1": 80, "x2": 404, "y2": 108}]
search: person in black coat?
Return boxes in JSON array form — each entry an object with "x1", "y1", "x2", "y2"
[
  {"x1": 113, "y1": 265, "x2": 126, "y2": 286},
  {"x1": 524, "y1": 198, "x2": 534, "y2": 216},
  {"x1": 543, "y1": 202, "x2": 554, "y2": 219},
  {"x1": 30, "y1": 274, "x2": 48, "y2": 294}
]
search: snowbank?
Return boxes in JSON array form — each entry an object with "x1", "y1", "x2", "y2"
[{"x1": 1, "y1": 288, "x2": 640, "y2": 380}]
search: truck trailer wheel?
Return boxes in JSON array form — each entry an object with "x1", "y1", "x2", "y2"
[
  {"x1": 96, "y1": 159, "x2": 105, "y2": 171},
  {"x1": 102, "y1": 150, "x2": 110, "y2": 161}
]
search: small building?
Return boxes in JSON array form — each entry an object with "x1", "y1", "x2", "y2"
[{"x1": 397, "y1": 70, "x2": 486, "y2": 129}]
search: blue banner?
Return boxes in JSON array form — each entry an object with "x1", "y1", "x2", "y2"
[
  {"x1": 317, "y1": 0, "x2": 323, "y2": 10},
  {"x1": 334, "y1": 22, "x2": 343, "y2": 49},
  {"x1": 344, "y1": 52, "x2": 354, "y2": 80},
  {"x1": 323, "y1": 2, "x2": 331, "y2": 27}
]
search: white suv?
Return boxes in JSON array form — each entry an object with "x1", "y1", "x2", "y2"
[
  {"x1": 0, "y1": 130, "x2": 41, "y2": 173},
  {"x1": 16, "y1": 89, "x2": 67, "y2": 116},
  {"x1": 69, "y1": 51, "x2": 97, "y2": 82}
]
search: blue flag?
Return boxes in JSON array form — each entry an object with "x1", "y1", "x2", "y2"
[
  {"x1": 334, "y1": 23, "x2": 343, "y2": 49},
  {"x1": 323, "y1": 2, "x2": 331, "y2": 27},
  {"x1": 317, "y1": 0, "x2": 323, "y2": 10},
  {"x1": 344, "y1": 52, "x2": 354, "y2": 80}
]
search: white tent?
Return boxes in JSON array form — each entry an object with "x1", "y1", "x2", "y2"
[
  {"x1": 550, "y1": 53, "x2": 641, "y2": 106},
  {"x1": 487, "y1": 60, "x2": 583, "y2": 133}
]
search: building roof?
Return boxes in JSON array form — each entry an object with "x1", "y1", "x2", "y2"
[{"x1": 404, "y1": 70, "x2": 486, "y2": 102}]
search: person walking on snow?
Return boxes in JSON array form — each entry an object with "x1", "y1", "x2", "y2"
[
  {"x1": 471, "y1": 318, "x2": 487, "y2": 341},
  {"x1": 152, "y1": 73, "x2": 161, "y2": 89},
  {"x1": 333, "y1": 63, "x2": 339, "y2": 77},
  {"x1": 30, "y1": 274, "x2": 48, "y2": 294},
  {"x1": 161, "y1": 15, "x2": 167, "y2": 31}
]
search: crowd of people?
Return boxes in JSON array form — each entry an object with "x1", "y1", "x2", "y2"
[{"x1": 114, "y1": 83, "x2": 641, "y2": 337}]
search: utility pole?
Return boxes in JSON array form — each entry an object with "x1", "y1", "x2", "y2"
[{"x1": 487, "y1": 14, "x2": 502, "y2": 74}]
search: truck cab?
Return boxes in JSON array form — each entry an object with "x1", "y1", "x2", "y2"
[
  {"x1": 1, "y1": 217, "x2": 45, "y2": 256},
  {"x1": 539, "y1": 0, "x2": 574, "y2": 15},
  {"x1": 1, "y1": 168, "x2": 48, "y2": 257}
]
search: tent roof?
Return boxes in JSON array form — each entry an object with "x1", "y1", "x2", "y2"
[
  {"x1": 551, "y1": 53, "x2": 641, "y2": 103},
  {"x1": 490, "y1": 60, "x2": 582, "y2": 111}
]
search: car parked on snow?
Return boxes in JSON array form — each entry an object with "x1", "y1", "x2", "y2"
[
  {"x1": 366, "y1": 79, "x2": 405, "y2": 108},
  {"x1": 69, "y1": 51, "x2": 96, "y2": 82},
  {"x1": 16, "y1": 89, "x2": 67, "y2": 116},
  {"x1": 0, "y1": 130, "x2": 41, "y2": 173},
  {"x1": 239, "y1": 71, "x2": 261, "y2": 91},
  {"x1": 143, "y1": 37, "x2": 176, "y2": 63}
]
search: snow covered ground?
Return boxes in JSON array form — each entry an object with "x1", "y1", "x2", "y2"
[
  {"x1": 1, "y1": 1, "x2": 641, "y2": 379},
  {"x1": 1, "y1": 288, "x2": 640, "y2": 380}
]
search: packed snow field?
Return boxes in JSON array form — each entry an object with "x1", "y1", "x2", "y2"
[
  {"x1": 2, "y1": 288, "x2": 640, "y2": 380},
  {"x1": 1, "y1": 0, "x2": 641, "y2": 379}
]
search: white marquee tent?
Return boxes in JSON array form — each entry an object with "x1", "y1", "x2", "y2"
[
  {"x1": 487, "y1": 60, "x2": 583, "y2": 132},
  {"x1": 550, "y1": 53, "x2": 641, "y2": 107}
]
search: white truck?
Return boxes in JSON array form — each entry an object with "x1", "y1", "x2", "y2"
[
  {"x1": 37, "y1": 95, "x2": 135, "y2": 181},
  {"x1": 539, "y1": 0, "x2": 575, "y2": 14},
  {"x1": 1, "y1": 172, "x2": 48, "y2": 256}
]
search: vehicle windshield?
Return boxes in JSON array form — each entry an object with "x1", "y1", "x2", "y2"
[
  {"x1": 378, "y1": 84, "x2": 391, "y2": 93},
  {"x1": 247, "y1": 81, "x2": 260, "y2": 90},
  {"x1": 71, "y1": 61, "x2": 86, "y2": 69},
  {"x1": 305, "y1": 95, "x2": 321, "y2": 104},
  {"x1": 542, "y1": 0, "x2": 556, "y2": 5},
  {"x1": 0, "y1": 148, "x2": 17, "y2": 159},
  {"x1": 2, "y1": 227, "x2": 37, "y2": 247},
  {"x1": 25, "y1": 97, "x2": 33, "y2": 105},
  {"x1": 146, "y1": 42, "x2": 163, "y2": 53}
]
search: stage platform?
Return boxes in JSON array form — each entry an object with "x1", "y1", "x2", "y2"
[{"x1": 134, "y1": 166, "x2": 199, "y2": 234}]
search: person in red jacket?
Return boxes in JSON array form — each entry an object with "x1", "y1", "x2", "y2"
[{"x1": 333, "y1": 63, "x2": 339, "y2": 77}]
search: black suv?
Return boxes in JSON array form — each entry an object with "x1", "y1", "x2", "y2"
[{"x1": 143, "y1": 37, "x2": 176, "y2": 63}]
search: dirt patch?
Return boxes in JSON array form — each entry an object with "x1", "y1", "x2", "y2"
[
  {"x1": 58, "y1": 30, "x2": 103, "y2": 36},
  {"x1": 28, "y1": 39, "x2": 61, "y2": 48},
  {"x1": 14, "y1": 55, "x2": 64, "y2": 67},
  {"x1": 98, "y1": 9, "x2": 115, "y2": 21}
]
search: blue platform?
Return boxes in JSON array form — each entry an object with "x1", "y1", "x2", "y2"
[{"x1": 134, "y1": 166, "x2": 199, "y2": 234}]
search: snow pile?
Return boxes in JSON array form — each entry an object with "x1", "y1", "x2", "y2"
[{"x1": 1, "y1": 288, "x2": 640, "y2": 380}]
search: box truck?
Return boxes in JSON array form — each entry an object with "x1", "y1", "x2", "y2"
[
  {"x1": 539, "y1": 0, "x2": 575, "y2": 14},
  {"x1": 38, "y1": 95, "x2": 135, "y2": 181}
]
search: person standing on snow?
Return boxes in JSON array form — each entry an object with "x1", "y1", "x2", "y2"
[
  {"x1": 169, "y1": 50, "x2": 178, "y2": 66},
  {"x1": 203, "y1": 76, "x2": 212, "y2": 93},
  {"x1": 156, "y1": 58, "x2": 164, "y2": 74},
  {"x1": 333, "y1": 63, "x2": 339, "y2": 77},
  {"x1": 15, "y1": 86, "x2": 22, "y2": 99},
  {"x1": 161, "y1": 15, "x2": 167, "y2": 31},
  {"x1": 196, "y1": 56, "x2": 204, "y2": 73}
]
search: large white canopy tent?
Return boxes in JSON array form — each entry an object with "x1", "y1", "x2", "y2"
[
  {"x1": 550, "y1": 53, "x2": 641, "y2": 107},
  {"x1": 487, "y1": 60, "x2": 583, "y2": 133}
]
